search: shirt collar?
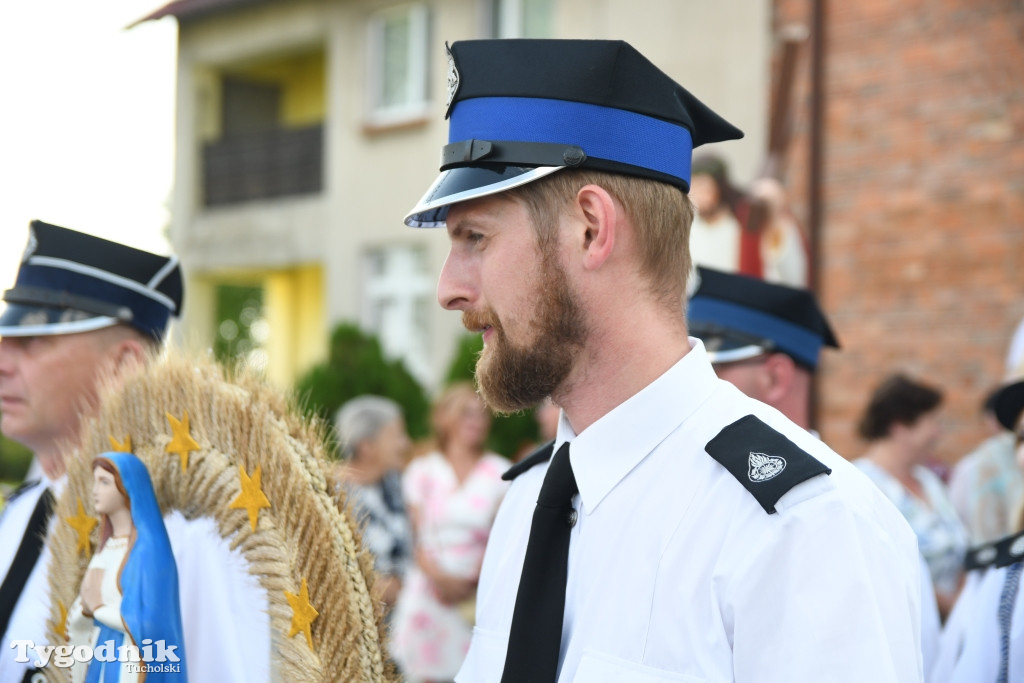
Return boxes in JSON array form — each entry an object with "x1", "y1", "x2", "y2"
[{"x1": 554, "y1": 338, "x2": 720, "y2": 514}]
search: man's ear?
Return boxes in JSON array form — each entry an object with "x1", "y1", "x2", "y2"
[
  {"x1": 110, "y1": 336, "x2": 149, "y2": 376},
  {"x1": 762, "y1": 353, "x2": 796, "y2": 404},
  {"x1": 574, "y1": 184, "x2": 617, "y2": 271}
]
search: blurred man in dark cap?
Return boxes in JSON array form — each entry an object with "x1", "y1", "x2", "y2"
[
  {"x1": 688, "y1": 266, "x2": 838, "y2": 431},
  {"x1": 0, "y1": 222, "x2": 267, "y2": 682},
  {"x1": 689, "y1": 266, "x2": 946, "y2": 675},
  {"x1": 406, "y1": 39, "x2": 922, "y2": 681},
  {"x1": 0, "y1": 221, "x2": 181, "y2": 681}
]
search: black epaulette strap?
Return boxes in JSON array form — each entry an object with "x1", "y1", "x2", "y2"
[
  {"x1": 964, "y1": 542, "x2": 1000, "y2": 571},
  {"x1": 503, "y1": 441, "x2": 555, "y2": 481},
  {"x1": 996, "y1": 530, "x2": 1024, "y2": 568},
  {"x1": 965, "y1": 530, "x2": 1024, "y2": 571},
  {"x1": 705, "y1": 415, "x2": 831, "y2": 514},
  {"x1": 4, "y1": 479, "x2": 40, "y2": 506}
]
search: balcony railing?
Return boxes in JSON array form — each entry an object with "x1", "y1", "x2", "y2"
[{"x1": 202, "y1": 124, "x2": 323, "y2": 207}]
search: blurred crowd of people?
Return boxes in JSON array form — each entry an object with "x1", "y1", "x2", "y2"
[{"x1": 331, "y1": 268, "x2": 1024, "y2": 681}]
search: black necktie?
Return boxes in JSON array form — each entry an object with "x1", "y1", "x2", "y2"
[
  {"x1": 502, "y1": 442, "x2": 578, "y2": 683},
  {"x1": 0, "y1": 485, "x2": 55, "y2": 639}
]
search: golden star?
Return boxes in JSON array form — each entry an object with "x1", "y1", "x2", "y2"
[
  {"x1": 108, "y1": 434, "x2": 132, "y2": 452},
  {"x1": 165, "y1": 411, "x2": 200, "y2": 472},
  {"x1": 55, "y1": 600, "x2": 69, "y2": 641},
  {"x1": 286, "y1": 577, "x2": 319, "y2": 650},
  {"x1": 64, "y1": 498, "x2": 98, "y2": 558},
  {"x1": 228, "y1": 465, "x2": 271, "y2": 531}
]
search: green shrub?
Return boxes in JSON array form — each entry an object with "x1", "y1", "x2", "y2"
[
  {"x1": 0, "y1": 431, "x2": 33, "y2": 485},
  {"x1": 294, "y1": 323, "x2": 431, "y2": 454}
]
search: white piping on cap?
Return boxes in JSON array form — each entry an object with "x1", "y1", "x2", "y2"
[{"x1": 27, "y1": 256, "x2": 176, "y2": 311}]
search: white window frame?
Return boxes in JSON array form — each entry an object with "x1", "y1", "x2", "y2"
[
  {"x1": 366, "y1": 3, "x2": 430, "y2": 127},
  {"x1": 360, "y1": 244, "x2": 434, "y2": 387}
]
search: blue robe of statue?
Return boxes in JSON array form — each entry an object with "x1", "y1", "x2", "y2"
[{"x1": 86, "y1": 452, "x2": 188, "y2": 682}]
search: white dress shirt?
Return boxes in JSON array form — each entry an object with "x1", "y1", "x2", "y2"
[
  {"x1": 457, "y1": 340, "x2": 923, "y2": 682},
  {"x1": 930, "y1": 568, "x2": 987, "y2": 683},
  {"x1": 943, "y1": 563, "x2": 1024, "y2": 683},
  {"x1": 0, "y1": 479, "x2": 57, "y2": 683}
]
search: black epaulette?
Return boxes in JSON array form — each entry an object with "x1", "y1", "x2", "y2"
[
  {"x1": 995, "y1": 529, "x2": 1024, "y2": 568},
  {"x1": 705, "y1": 415, "x2": 831, "y2": 514},
  {"x1": 4, "y1": 479, "x2": 40, "y2": 506},
  {"x1": 964, "y1": 542, "x2": 1000, "y2": 571},
  {"x1": 502, "y1": 441, "x2": 555, "y2": 481}
]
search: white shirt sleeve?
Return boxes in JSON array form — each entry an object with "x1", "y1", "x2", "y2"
[
  {"x1": 919, "y1": 555, "x2": 941, "y2": 681},
  {"x1": 722, "y1": 494, "x2": 923, "y2": 682}
]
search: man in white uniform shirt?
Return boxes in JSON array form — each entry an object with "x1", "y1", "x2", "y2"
[
  {"x1": 405, "y1": 39, "x2": 922, "y2": 682},
  {"x1": 688, "y1": 267, "x2": 943, "y2": 677},
  {"x1": 0, "y1": 222, "x2": 268, "y2": 682}
]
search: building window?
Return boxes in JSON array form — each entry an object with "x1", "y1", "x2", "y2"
[
  {"x1": 490, "y1": 0, "x2": 554, "y2": 38},
  {"x1": 367, "y1": 4, "x2": 430, "y2": 126},
  {"x1": 361, "y1": 245, "x2": 434, "y2": 386}
]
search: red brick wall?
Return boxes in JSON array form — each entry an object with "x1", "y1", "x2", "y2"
[{"x1": 774, "y1": 0, "x2": 1024, "y2": 463}]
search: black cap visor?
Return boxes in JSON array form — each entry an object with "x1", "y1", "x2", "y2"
[{"x1": 405, "y1": 164, "x2": 564, "y2": 227}]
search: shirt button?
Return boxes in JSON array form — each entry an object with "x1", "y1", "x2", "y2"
[{"x1": 567, "y1": 509, "x2": 578, "y2": 528}]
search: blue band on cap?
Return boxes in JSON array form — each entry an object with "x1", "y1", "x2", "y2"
[
  {"x1": 17, "y1": 264, "x2": 172, "y2": 338},
  {"x1": 689, "y1": 298, "x2": 823, "y2": 368},
  {"x1": 449, "y1": 97, "x2": 693, "y2": 185}
]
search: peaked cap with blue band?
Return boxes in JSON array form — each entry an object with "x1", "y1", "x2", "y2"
[
  {"x1": 688, "y1": 267, "x2": 839, "y2": 370},
  {"x1": 0, "y1": 221, "x2": 183, "y2": 340},
  {"x1": 405, "y1": 39, "x2": 744, "y2": 227}
]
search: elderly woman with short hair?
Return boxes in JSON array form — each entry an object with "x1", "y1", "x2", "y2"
[{"x1": 333, "y1": 395, "x2": 413, "y2": 609}]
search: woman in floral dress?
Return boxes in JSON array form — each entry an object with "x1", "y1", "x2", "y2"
[{"x1": 391, "y1": 383, "x2": 509, "y2": 682}]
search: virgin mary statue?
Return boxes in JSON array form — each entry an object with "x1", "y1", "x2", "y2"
[{"x1": 68, "y1": 452, "x2": 187, "y2": 682}]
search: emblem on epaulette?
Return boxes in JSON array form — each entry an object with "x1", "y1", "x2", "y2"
[
  {"x1": 748, "y1": 452, "x2": 786, "y2": 482},
  {"x1": 705, "y1": 415, "x2": 831, "y2": 514},
  {"x1": 21, "y1": 227, "x2": 38, "y2": 264},
  {"x1": 445, "y1": 42, "x2": 461, "y2": 116},
  {"x1": 992, "y1": 529, "x2": 1024, "y2": 567},
  {"x1": 976, "y1": 545, "x2": 998, "y2": 565}
]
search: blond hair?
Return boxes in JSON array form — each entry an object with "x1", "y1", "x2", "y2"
[{"x1": 506, "y1": 169, "x2": 694, "y2": 308}]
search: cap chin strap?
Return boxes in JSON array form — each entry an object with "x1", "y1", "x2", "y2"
[
  {"x1": 707, "y1": 345, "x2": 771, "y2": 365},
  {"x1": 441, "y1": 139, "x2": 587, "y2": 170},
  {"x1": 0, "y1": 315, "x2": 120, "y2": 337},
  {"x1": 3, "y1": 286, "x2": 134, "y2": 322}
]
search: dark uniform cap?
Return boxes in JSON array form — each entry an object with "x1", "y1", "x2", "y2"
[
  {"x1": 687, "y1": 267, "x2": 839, "y2": 370},
  {"x1": 405, "y1": 39, "x2": 744, "y2": 227},
  {"x1": 0, "y1": 220, "x2": 183, "y2": 340},
  {"x1": 992, "y1": 378, "x2": 1024, "y2": 432}
]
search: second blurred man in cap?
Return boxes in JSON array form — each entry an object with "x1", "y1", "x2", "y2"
[{"x1": 688, "y1": 266, "x2": 838, "y2": 431}]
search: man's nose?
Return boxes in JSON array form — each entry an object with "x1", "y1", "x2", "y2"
[
  {"x1": 0, "y1": 339, "x2": 17, "y2": 374},
  {"x1": 437, "y1": 251, "x2": 473, "y2": 312}
]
